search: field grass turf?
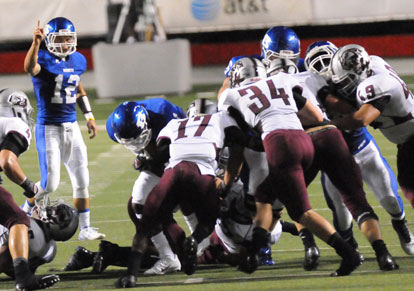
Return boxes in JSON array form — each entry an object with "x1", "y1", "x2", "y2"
[{"x1": 1, "y1": 82, "x2": 414, "y2": 290}]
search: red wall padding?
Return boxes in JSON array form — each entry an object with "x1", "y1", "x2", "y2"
[
  {"x1": 1, "y1": 35, "x2": 414, "y2": 74},
  {"x1": 0, "y1": 48, "x2": 93, "y2": 74}
]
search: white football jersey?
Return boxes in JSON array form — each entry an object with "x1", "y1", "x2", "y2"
[
  {"x1": 356, "y1": 56, "x2": 414, "y2": 144},
  {"x1": 219, "y1": 72, "x2": 303, "y2": 139},
  {"x1": 0, "y1": 117, "x2": 31, "y2": 150},
  {"x1": 157, "y1": 111, "x2": 238, "y2": 175},
  {"x1": 291, "y1": 71, "x2": 328, "y2": 119}
]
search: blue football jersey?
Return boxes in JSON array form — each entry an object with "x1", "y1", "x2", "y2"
[
  {"x1": 31, "y1": 49, "x2": 87, "y2": 125},
  {"x1": 106, "y1": 98, "x2": 186, "y2": 143}
]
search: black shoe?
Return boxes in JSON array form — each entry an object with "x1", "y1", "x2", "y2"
[
  {"x1": 92, "y1": 240, "x2": 118, "y2": 273},
  {"x1": 64, "y1": 246, "x2": 94, "y2": 271},
  {"x1": 346, "y1": 236, "x2": 365, "y2": 264},
  {"x1": 377, "y1": 252, "x2": 399, "y2": 271},
  {"x1": 392, "y1": 219, "x2": 414, "y2": 255},
  {"x1": 16, "y1": 274, "x2": 60, "y2": 291},
  {"x1": 181, "y1": 236, "x2": 198, "y2": 275},
  {"x1": 114, "y1": 275, "x2": 136, "y2": 288},
  {"x1": 331, "y1": 251, "x2": 363, "y2": 277},
  {"x1": 304, "y1": 245, "x2": 320, "y2": 271},
  {"x1": 258, "y1": 247, "x2": 275, "y2": 266},
  {"x1": 238, "y1": 249, "x2": 259, "y2": 274}
]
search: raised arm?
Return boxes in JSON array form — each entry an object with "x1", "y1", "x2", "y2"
[{"x1": 24, "y1": 20, "x2": 43, "y2": 76}]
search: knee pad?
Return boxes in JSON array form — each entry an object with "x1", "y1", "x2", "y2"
[{"x1": 355, "y1": 209, "x2": 379, "y2": 228}]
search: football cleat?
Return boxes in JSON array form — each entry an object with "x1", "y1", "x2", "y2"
[
  {"x1": 144, "y1": 256, "x2": 181, "y2": 275},
  {"x1": 304, "y1": 245, "x2": 320, "y2": 271},
  {"x1": 238, "y1": 248, "x2": 259, "y2": 274},
  {"x1": 78, "y1": 227, "x2": 106, "y2": 241},
  {"x1": 92, "y1": 240, "x2": 119, "y2": 274},
  {"x1": 391, "y1": 219, "x2": 414, "y2": 255},
  {"x1": 346, "y1": 236, "x2": 365, "y2": 263},
  {"x1": 181, "y1": 236, "x2": 198, "y2": 275},
  {"x1": 377, "y1": 252, "x2": 399, "y2": 271},
  {"x1": 331, "y1": 251, "x2": 363, "y2": 277},
  {"x1": 115, "y1": 275, "x2": 136, "y2": 288},
  {"x1": 64, "y1": 246, "x2": 94, "y2": 271},
  {"x1": 15, "y1": 274, "x2": 60, "y2": 291},
  {"x1": 259, "y1": 247, "x2": 275, "y2": 266}
]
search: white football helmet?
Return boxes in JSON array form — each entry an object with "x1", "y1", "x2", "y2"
[
  {"x1": 330, "y1": 44, "x2": 371, "y2": 97},
  {"x1": 266, "y1": 58, "x2": 298, "y2": 77},
  {"x1": 229, "y1": 57, "x2": 266, "y2": 88},
  {"x1": 0, "y1": 88, "x2": 34, "y2": 128},
  {"x1": 187, "y1": 98, "x2": 217, "y2": 118},
  {"x1": 304, "y1": 40, "x2": 338, "y2": 80}
]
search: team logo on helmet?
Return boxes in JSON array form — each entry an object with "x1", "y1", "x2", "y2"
[
  {"x1": 8, "y1": 94, "x2": 28, "y2": 107},
  {"x1": 340, "y1": 48, "x2": 369, "y2": 75},
  {"x1": 136, "y1": 110, "x2": 148, "y2": 130}
]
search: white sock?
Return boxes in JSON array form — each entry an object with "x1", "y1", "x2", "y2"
[
  {"x1": 21, "y1": 199, "x2": 35, "y2": 213},
  {"x1": 184, "y1": 213, "x2": 198, "y2": 234},
  {"x1": 78, "y1": 209, "x2": 90, "y2": 229},
  {"x1": 151, "y1": 232, "x2": 175, "y2": 259}
]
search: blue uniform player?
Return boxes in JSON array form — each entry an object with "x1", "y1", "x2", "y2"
[
  {"x1": 23, "y1": 18, "x2": 105, "y2": 241},
  {"x1": 106, "y1": 99, "x2": 186, "y2": 276},
  {"x1": 305, "y1": 40, "x2": 414, "y2": 255}
]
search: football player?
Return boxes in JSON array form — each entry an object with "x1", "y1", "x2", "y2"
[
  {"x1": 114, "y1": 107, "x2": 245, "y2": 288},
  {"x1": 197, "y1": 178, "x2": 284, "y2": 267},
  {"x1": 326, "y1": 44, "x2": 414, "y2": 251},
  {"x1": 1, "y1": 202, "x2": 78, "y2": 278},
  {"x1": 305, "y1": 41, "x2": 414, "y2": 255},
  {"x1": 106, "y1": 99, "x2": 186, "y2": 276},
  {"x1": 264, "y1": 40, "x2": 399, "y2": 272},
  {"x1": 221, "y1": 28, "x2": 322, "y2": 271},
  {"x1": 0, "y1": 88, "x2": 59, "y2": 290},
  {"x1": 218, "y1": 58, "x2": 364, "y2": 276},
  {"x1": 23, "y1": 18, "x2": 104, "y2": 241}
]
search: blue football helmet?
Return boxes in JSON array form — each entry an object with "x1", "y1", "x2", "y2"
[
  {"x1": 44, "y1": 17, "x2": 77, "y2": 58},
  {"x1": 109, "y1": 102, "x2": 152, "y2": 151},
  {"x1": 304, "y1": 40, "x2": 338, "y2": 80},
  {"x1": 261, "y1": 26, "x2": 300, "y2": 66}
]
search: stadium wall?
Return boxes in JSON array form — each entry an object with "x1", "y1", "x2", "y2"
[{"x1": 2, "y1": 34, "x2": 414, "y2": 74}]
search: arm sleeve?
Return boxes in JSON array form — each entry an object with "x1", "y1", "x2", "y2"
[
  {"x1": 292, "y1": 90, "x2": 307, "y2": 110},
  {"x1": 148, "y1": 138, "x2": 171, "y2": 177},
  {"x1": 1, "y1": 132, "x2": 28, "y2": 157},
  {"x1": 368, "y1": 95, "x2": 390, "y2": 112}
]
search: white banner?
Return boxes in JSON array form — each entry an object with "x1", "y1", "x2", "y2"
[
  {"x1": 2, "y1": 0, "x2": 414, "y2": 41},
  {"x1": 157, "y1": 0, "x2": 313, "y2": 33},
  {"x1": 0, "y1": 0, "x2": 107, "y2": 42}
]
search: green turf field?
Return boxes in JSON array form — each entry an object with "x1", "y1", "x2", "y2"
[{"x1": 1, "y1": 81, "x2": 414, "y2": 290}]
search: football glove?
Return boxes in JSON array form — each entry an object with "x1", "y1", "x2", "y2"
[
  {"x1": 132, "y1": 151, "x2": 150, "y2": 171},
  {"x1": 20, "y1": 178, "x2": 38, "y2": 198}
]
